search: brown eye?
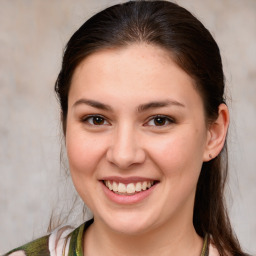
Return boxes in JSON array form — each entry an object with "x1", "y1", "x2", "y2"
[
  {"x1": 146, "y1": 115, "x2": 174, "y2": 127},
  {"x1": 84, "y1": 115, "x2": 109, "y2": 126},
  {"x1": 154, "y1": 117, "x2": 167, "y2": 126},
  {"x1": 92, "y1": 116, "x2": 105, "y2": 125}
]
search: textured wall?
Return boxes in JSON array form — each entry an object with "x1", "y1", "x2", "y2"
[{"x1": 0, "y1": 0, "x2": 255, "y2": 254}]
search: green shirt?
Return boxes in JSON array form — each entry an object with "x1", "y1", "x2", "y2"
[{"x1": 4, "y1": 219, "x2": 209, "y2": 256}]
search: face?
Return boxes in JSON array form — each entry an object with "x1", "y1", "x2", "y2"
[{"x1": 66, "y1": 44, "x2": 210, "y2": 235}]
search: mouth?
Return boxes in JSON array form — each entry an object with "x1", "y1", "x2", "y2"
[{"x1": 102, "y1": 180, "x2": 158, "y2": 196}]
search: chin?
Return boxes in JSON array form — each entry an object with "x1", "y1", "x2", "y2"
[
  {"x1": 98, "y1": 209, "x2": 159, "y2": 236},
  {"x1": 109, "y1": 221, "x2": 151, "y2": 236}
]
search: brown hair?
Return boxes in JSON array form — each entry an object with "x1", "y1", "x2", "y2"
[{"x1": 54, "y1": 1, "x2": 248, "y2": 255}]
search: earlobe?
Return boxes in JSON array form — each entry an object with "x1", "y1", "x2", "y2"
[{"x1": 203, "y1": 103, "x2": 229, "y2": 162}]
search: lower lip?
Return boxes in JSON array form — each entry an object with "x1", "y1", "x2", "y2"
[{"x1": 101, "y1": 182, "x2": 157, "y2": 204}]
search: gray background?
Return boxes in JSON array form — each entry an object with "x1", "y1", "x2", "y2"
[{"x1": 0, "y1": 0, "x2": 255, "y2": 254}]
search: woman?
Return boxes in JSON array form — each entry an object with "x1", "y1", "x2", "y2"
[{"x1": 5, "y1": 1, "x2": 249, "y2": 256}]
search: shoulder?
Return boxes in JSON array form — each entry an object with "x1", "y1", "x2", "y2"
[
  {"x1": 3, "y1": 235, "x2": 50, "y2": 256},
  {"x1": 3, "y1": 220, "x2": 93, "y2": 256},
  {"x1": 3, "y1": 226, "x2": 73, "y2": 256},
  {"x1": 209, "y1": 241, "x2": 235, "y2": 256}
]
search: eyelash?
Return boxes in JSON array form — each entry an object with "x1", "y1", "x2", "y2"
[
  {"x1": 145, "y1": 115, "x2": 175, "y2": 127},
  {"x1": 81, "y1": 115, "x2": 175, "y2": 127},
  {"x1": 82, "y1": 115, "x2": 110, "y2": 126}
]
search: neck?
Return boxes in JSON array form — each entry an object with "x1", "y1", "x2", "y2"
[{"x1": 83, "y1": 215, "x2": 203, "y2": 256}]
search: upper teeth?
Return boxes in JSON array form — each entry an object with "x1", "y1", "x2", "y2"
[{"x1": 104, "y1": 181, "x2": 154, "y2": 194}]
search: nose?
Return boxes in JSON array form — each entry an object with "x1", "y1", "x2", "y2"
[{"x1": 106, "y1": 124, "x2": 146, "y2": 169}]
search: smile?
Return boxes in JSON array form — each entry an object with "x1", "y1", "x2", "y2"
[{"x1": 103, "y1": 180, "x2": 156, "y2": 195}]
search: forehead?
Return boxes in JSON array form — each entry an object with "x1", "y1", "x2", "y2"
[
  {"x1": 72, "y1": 43, "x2": 175, "y2": 82},
  {"x1": 69, "y1": 43, "x2": 202, "y2": 110}
]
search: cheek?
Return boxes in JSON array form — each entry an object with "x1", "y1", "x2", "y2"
[
  {"x1": 147, "y1": 128, "x2": 206, "y2": 177},
  {"x1": 146, "y1": 129, "x2": 206, "y2": 217},
  {"x1": 65, "y1": 130, "x2": 109, "y2": 205},
  {"x1": 66, "y1": 129, "x2": 107, "y2": 178}
]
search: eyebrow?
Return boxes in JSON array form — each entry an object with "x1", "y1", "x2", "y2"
[
  {"x1": 73, "y1": 99, "x2": 113, "y2": 111},
  {"x1": 72, "y1": 98, "x2": 185, "y2": 112},
  {"x1": 137, "y1": 100, "x2": 185, "y2": 112}
]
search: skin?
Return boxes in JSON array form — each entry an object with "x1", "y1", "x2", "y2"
[{"x1": 66, "y1": 43, "x2": 229, "y2": 256}]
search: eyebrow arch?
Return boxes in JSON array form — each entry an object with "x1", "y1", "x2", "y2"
[
  {"x1": 72, "y1": 98, "x2": 185, "y2": 112},
  {"x1": 137, "y1": 100, "x2": 185, "y2": 112},
  {"x1": 72, "y1": 99, "x2": 113, "y2": 111}
]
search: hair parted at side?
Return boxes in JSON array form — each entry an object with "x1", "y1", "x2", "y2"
[{"x1": 54, "y1": 1, "x2": 248, "y2": 255}]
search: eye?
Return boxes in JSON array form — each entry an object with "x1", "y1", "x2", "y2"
[
  {"x1": 82, "y1": 115, "x2": 109, "y2": 126},
  {"x1": 146, "y1": 115, "x2": 174, "y2": 127}
]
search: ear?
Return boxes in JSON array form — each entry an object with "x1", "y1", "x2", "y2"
[{"x1": 203, "y1": 103, "x2": 229, "y2": 162}]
